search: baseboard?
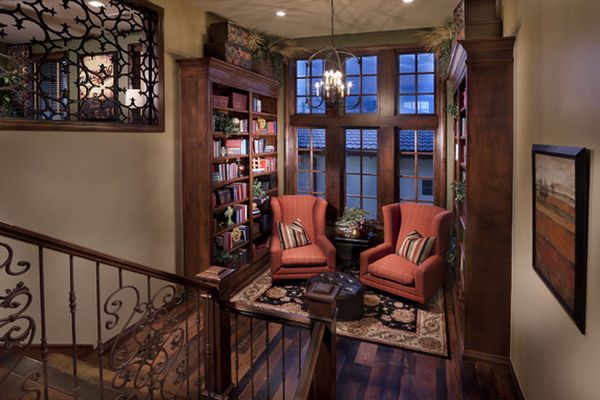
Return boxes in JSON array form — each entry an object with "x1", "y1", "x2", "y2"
[
  {"x1": 463, "y1": 349, "x2": 509, "y2": 365},
  {"x1": 508, "y1": 359, "x2": 526, "y2": 400},
  {"x1": 463, "y1": 349, "x2": 525, "y2": 400}
]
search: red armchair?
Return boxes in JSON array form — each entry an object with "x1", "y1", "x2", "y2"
[
  {"x1": 270, "y1": 195, "x2": 336, "y2": 281},
  {"x1": 360, "y1": 202, "x2": 452, "y2": 304}
]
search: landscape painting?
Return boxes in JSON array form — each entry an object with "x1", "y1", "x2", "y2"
[{"x1": 532, "y1": 145, "x2": 589, "y2": 333}]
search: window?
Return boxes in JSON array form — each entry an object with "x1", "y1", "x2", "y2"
[
  {"x1": 345, "y1": 55, "x2": 378, "y2": 114},
  {"x1": 398, "y1": 53, "x2": 435, "y2": 114},
  {"x1": 297, "y1": 128, "x2": 326, "y2": 197},
  {"x1": 296, "y1": 59, "x2": 325, "y2": 114},
  {"x1": 345, "y1": 129, "x2": 378, "y2": 219},
  {"x1": 398, "y1": 130, "x2": 434, "y2": 204},
  {"x1": 35, "y1": 57, "x2": 68, "y2": 121}
]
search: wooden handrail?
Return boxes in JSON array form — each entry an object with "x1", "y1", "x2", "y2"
[
  {"x1": 294, "y1": 321, "x2": 326, "y2": 400},
  {"x1": 0, "y1": 221, "x2": 212, "y2": 290},
  {"x1": 224, "y1": 300, "x2": 312, "y2": 329}
]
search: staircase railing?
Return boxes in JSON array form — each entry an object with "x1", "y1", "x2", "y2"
[
  {"x1": 0, "y1": 221, "x2": 217, "y2": 400},
  {"x1": 0, "y1": 221, "x2": 338, "y2": 400}
]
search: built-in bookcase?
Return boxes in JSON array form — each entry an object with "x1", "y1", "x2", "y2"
[{"x1": 178, "y1": 57, "x2": 280, "y2": 278}]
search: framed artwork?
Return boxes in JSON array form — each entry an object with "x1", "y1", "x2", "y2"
[
  {"x1": 532, "y1": 144, "x2": 589, "y2": 333},
  {"x1": 78, "y1": 52, "x2": 117, "y2": 120}
]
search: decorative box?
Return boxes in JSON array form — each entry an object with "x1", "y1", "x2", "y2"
[
  {"x1": 231, "y1": 92, "x2": 248, "y2": 110},
  {"x1": 208, "y1": 21, "x2": 250, "y2": 48},
  {"x1": 205, "y1": 42, "x2": 252, "y2": 70},
  {"x1": 212, "y1": 95, "x2": 229, "y2": 108}
]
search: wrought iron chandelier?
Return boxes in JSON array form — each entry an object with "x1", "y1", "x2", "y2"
[{"x1": 307, "y1": 0, "x2": 360, "y2": 110}]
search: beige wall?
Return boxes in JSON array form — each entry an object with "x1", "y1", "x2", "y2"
[
  {"x1": 0, "y1": 0, "x2": 206, "y2": 274},
  {"x1": 502, "y1": 0, "x2": 600, "y2": 398}
]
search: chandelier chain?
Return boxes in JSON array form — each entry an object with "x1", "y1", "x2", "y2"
[{"x1": 330, "y1": 0, "x2": 335, "y2": 46}]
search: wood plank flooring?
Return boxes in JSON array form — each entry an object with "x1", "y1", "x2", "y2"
[{"x1": 5, "y1": 284, "x2": 522, "y2": 400}]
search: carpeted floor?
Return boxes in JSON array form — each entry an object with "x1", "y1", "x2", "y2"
[{"x1": 231, "y1": 268, "x2": 448, "y2": 357}]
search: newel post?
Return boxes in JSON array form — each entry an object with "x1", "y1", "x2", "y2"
[
  {"x1": 304, "y1": 281, "x2": 340, "y2": 400},
  {"x1": 196, "y1": 266, "x2": 236, "y2": 400}
]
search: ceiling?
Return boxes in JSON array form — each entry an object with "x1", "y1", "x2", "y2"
[{"x1": 195, "y1": 0, "x2": 458, "y2": 38}]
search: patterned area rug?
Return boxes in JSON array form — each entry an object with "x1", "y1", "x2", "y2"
[{"x1": 231, "y1": 269, "x2": 448, "y2": 357}]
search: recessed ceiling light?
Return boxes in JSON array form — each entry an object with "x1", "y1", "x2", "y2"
[
  {"x1": 88, "y1": 0, "x2": 106, "y2": 8},
  {"x1": 276, "y1": 10, "x2": 286, "y2": 17},
  {"x1": 403, "y1": 0, "x2": 414, "y2": 3}
]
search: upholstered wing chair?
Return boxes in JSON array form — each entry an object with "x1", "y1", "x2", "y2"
[
  {"x1": 360, "y1": 202, "x2": 452, "y2": 304},
  {"x1": 270, "y1": 195, "x2": 336, "y2": 281}
]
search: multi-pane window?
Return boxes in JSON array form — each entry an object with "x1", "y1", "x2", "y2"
[
  {"x1": 345, "y1": 55, "x2": 378, "y2": 114},
  {"x1": 296, "y1": 59, "x2": 325, "y2": 114},
  {"x1": 398, "y1": 53, "x2": 435, "y2": 114},
  {"x1": 297, "y1": 128, "x2": 326, "y2": 197},
  {"x1": 398, "y1": 130, "x2": 434, "y2": 204},
  {"x1": 345, "y1": 129, "x2": 378, "y2": 219},
  {"x1": 36, "y1": 58, "x2": 68, "y2": 120}
]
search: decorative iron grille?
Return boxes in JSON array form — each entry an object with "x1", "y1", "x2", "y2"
[{"x1": 0, "y1": 0, "x2": 162, "y2": 128}]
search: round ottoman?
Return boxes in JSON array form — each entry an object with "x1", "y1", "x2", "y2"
[{"x1": 306, "y1": 272, "x2": 364, "y2": 321}]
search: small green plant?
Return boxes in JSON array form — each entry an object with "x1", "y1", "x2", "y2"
[
  {"x1": 450, "y1": 181, "x2": 466, "y2": 202},
  {"x1": 445, "y1": 236, "x2": 457, "y2": 267},
  {"x1": 335, "y1": 207, "x2": 371, "y2": 238},
  {"x1": 252, "y1": 179, "x2": 266, "y2": 200},
  {"x1": 446, "y1": 103, "x2": 459, "y2": 118},
  {"x1": 248, "y1": 30, "x2": 309, "y2": 81},
  {"x1": 420, "y1": 16, "x2": 460, "y2": 80},
  {"x1": 213, "y1": 242, "x2": 239, "y2": 268},
  {"x1": 213, "y1": 112, "x2": 240, "y2": 138}
]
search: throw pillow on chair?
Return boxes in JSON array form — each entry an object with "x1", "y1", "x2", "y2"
[
  {"x1": 277, "y1": 218, "x2": 311, "y2": 249},
  {"x1": 397, "y1": 230, "x2": 436, "y2": 265}
]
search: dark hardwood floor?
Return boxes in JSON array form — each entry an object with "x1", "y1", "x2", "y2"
[{"x1": 10, "y1": 282, "x2": 522, "y2": 399}]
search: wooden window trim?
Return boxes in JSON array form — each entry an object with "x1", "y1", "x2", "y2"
[{"x1": 285, "y1": 44, "x2": 446, "y2": 221}]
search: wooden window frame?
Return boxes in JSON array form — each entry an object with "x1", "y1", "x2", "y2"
[
  {"x1": 286, "y1": 44, "x2": 446, "y2": 222},
  {"x1": 297, "y1": 127, "x2": 326, "y2": 197},
  {"x1": 295, "y1": 59, "x2": 325, "y2": 115},
  {"x1": 398, "y1": 129, "x2": 435, "y2": 204},
  {"x1": 345, "y1": 55, "x2": 378, "y2": 114},
  {"x1": 398, "y1": 52, "x2": 437, "y2": 115},
  {"x1": 344, "y1": 128, "x2": 379, "y2": 219}
]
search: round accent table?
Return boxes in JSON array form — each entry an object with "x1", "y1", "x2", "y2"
[{"x1": 306, "y1": 272, "x2": 364, "y2": 321}]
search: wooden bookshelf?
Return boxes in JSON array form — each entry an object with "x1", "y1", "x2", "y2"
[
  {"x1": 178, "y1": 57, "x2": 280, "y2": 278},
  {"x1": 448, "y1": 37, "x2": 514, "y2": 360}
]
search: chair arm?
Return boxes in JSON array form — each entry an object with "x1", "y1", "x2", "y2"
[
  {"x1": 316, "y1": 235, "x2": 336, "y2": 269},
  {"x1": 414, "y1": 255, "x2": 447, "y2": 300},
  {"x1": 360, "y1": 243, "x2": 394, "y2": 276},
  {"x1": 270, "y1": 235, "x2": 282, "y2": 273}
]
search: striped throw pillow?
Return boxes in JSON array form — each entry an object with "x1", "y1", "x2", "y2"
[
  {"x1": 277, "y1": 219, "x2": 311, "y2": 250},
  {"x1": 397, "y1": 230, "x2": 436, "y2": 265}
]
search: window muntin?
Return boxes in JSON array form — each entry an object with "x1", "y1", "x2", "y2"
[
  {"x1": 345, "y1": 129, "x2": 378, "y2": 219},
  {"x1": 297, "y1": 128, "x2": 326, "y2": 197},
  {"x1": 296, "y1": 59, "x2": 325, "y2": 114},
  {"x1": 398, "y1": 53, "x2": 435, "y2": 114},
  {"x1": 398, "y1": 130, "x2": 434, "y2": 204},
  {"x1": 345, "y1": 55, "x2": 378, "y2": 114}
]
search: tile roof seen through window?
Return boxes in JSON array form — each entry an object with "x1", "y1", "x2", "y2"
[{"x1": 298, "y1": 129, "x2": 434, "y2": 152}]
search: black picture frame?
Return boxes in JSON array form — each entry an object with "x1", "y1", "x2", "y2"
[{"x1": 532, "y1": 144, "x2": 589, "y2": 333}]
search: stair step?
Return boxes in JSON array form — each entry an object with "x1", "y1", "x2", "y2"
[{"x1": 7, "y1": 356, "x2": 126, "y2": 400}]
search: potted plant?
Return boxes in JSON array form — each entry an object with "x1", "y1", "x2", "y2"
[
  {"x1": 213, "y1": 112, "x2": 240, "y2": 138},
  {"x1": 248, "y1": 30, "x2": 308, "y2": 81},
  {"x1": 335, "y1": 207, "x2": 371, "y2": 239},
  {"x1": 420, "y1": 17, "x2": 460, "y2": 80},
  {"x1": 450, "y1": 180, "x2": 466, "y2": 202},
  {"x1": 213, "y1": 242, "x2": 239, "y2": 269}
]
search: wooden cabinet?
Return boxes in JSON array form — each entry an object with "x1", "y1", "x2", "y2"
[
  {"x1": 178, "y1": 57, "x2": 280, "y2": 278},
  {"x1": 448, "y1": 37, "x2": 514, "y2": 360}
]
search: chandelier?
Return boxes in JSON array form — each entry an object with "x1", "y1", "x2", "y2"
[{"x1": 307, "y1": 0, "x2": 360, "y2": 109}]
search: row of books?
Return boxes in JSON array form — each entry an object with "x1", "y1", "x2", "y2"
[
  {"x1": 229, "y1": 204, "x2": 248, "y2": 224},
  {"x1": 252, "y1": 120, "x2": 276, "y2": 134},
  {"x1": 238, "y1": 119, "x2": 249, "y2": 133},
  {"x1": 212, "y1": 162, "x2": 242, "y2": 182},
  {"x1": 213, "y1": 138, "x2": 249, "y2": 158},
  {"x1": 252, "y1": 157, "x2": 276, "y2": 173},
  {"x1": 252, "y1": 138, "x2": 275, "y2": 154},
  {"x1": 212, "y1": 182, "x2": 248, "y2": 206},
  {"x1": 252, "y1": 98, "x2": 262, "y2": 113},
  {"x1": 217, "y1": 225, "x2": 249, "y2": 251}
]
